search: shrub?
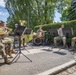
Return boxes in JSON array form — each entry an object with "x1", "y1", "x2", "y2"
[
  {"x1": 34, "y1": 20, "x2": 76, "y2": 44},
  {"x1": 34, "y1": 20, "x2": 76, "y2": 36}
]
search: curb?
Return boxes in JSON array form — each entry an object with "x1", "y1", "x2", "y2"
[{"x1": 37, "y1": 60, "x2": 76, "y2": 75}]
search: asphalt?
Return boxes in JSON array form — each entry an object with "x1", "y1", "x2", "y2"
[
  {"x1": 70, "y1": 72, "x2": 76, "y2": 75},
  {"x1": 0, "y1": 45, "x2": 76, "y2": 75}
]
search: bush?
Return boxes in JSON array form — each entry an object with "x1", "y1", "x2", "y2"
[
  {"x1": 34, "y1": 20, "x2": 76, "y2": 36},
  {"x1": 34, "y1": 20, "x2": 76, "y2": 44}
]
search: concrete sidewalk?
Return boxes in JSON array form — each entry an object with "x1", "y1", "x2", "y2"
[
  {"x1": 38, "y1": 60, "x2": 76, "y2": 75},
  {"x1": 0, "y1": 46, "x2": 76, "y2": 75},
  {"x1": 70, "y1": 72, "x2": 76, "y2": 75}
]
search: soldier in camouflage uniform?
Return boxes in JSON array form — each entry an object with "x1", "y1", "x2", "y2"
[
  {"x1": 70, "y1": 37, "x2": 76, "y2": 50},
  {"x1": 1, "y1": 24, "x2": 15, "y2": 58},
  {"x1": 54, "y1": 25, "x2": 66, "y2": 48},
  {"x1": 0, "y1": 39, "x2": 11, "y2": 64}
]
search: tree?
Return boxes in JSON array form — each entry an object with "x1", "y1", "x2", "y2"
[
  {"x1": 68, "y1": 0, "x2": 76, "y2": 20},
  {"x1": 4, "y1": 0, "x2": 72, "y2": 28},
  {"x1": 60, "y1": 0, "x2": 76, "y2": 21},
  {"x1": 60, "y1": 7, "x2": 70, "y2": 21}
]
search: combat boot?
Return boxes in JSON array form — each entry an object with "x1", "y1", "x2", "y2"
[
  {"x1": 61, "y1": 45, "x2": 66, "y2": 49},
  {"x1": 11, "y1": 49, "x2": 15, "y2": 53},
  {"x1": 4, "y1": 56, "x2": 11, "y2": 64},
  {"x1": 53, "y1": 45, "x2": 57, "y2": 48},
  {"x1": 70, "y1": 47, "x2": 75, "y2": 51},
  {"x1": 8, "y1": 52, "x2": 13, "y2": 58},
  {"x1": 53, "y1": 43, "x2": 57, "y2": 48}
]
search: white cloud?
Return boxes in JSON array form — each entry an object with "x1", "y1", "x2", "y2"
[
  {"x1": 0, "y1": 12, "x2": 3, "y2": 15},
  {"x1": 0, "y1": 0, "x2": 5, "y2": 7},
  {"x1": 0, "y1": 12, "x2": 8, "y2": 16}
]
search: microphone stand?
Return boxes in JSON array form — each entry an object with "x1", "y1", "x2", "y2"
[{"x1": 10, "y1": 35, "x2": 32, "y2": 64}]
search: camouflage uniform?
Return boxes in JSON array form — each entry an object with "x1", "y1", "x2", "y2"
[
  {"x1": 37, "y1": 28, "x2": 43, "y2": 38},
  {"x1": 54, "y1": 28, "x2": 66, "y2": 47},
  {"x1": 2, "y1": 37, "x2": 14, "y2": 58},
  {"x1": 70, "y1": 37, "x2": 76, "y2": 50},
  {"x1": 0, "y1": 26, "x2": 14, "y2": 58},
  {"x1": 0, "y1": 42, "x2": 11, "y2": 64}
]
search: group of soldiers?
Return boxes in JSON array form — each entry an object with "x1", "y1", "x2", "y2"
[
  {"x1": 1, "y1": 21, "x2": 76, "y2": 64},
  {"x1": 0, "y1": 21, "x2": 15, "y2": 64},
  {"x1": 36, "y1": 25, "x2": 76, "y2": 50},
  {"x1": 0, "y1": 20, "x2": 29, "y2": 64}
]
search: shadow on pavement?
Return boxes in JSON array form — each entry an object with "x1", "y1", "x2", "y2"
[
  {"x1": 41, "y1": 49, "x2": 52, "y2": 52},
  {"x1": 12, "y1": 61, "x2": 32, "y2": 64},
  {"x1": 53, "y1": 51, "x2": 67, "y2": 55},
  {"x1": 0, "y1": 63, "x2": 10, "y2": 67}
]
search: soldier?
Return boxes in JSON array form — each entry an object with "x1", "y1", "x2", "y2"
[
  {"x1": 54, "y1": 25, "x2": 66, "y2": 48},
  {"x1": 13, "y1": 24, "x2": 19, "y2": 48},
  {"x1": 70, "y1": 37, "x2": 76, "y2": 50},
  {"x1": 0, "y1": 23, "x2": 15, "y2": 58},
  {"x1": 36, "y1": 26, "x2": 44, "y2": 38},
  {"x1": 0, "y1": 43, "x2": 11, "y2": 64}
]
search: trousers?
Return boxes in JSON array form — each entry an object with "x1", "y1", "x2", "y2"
[
  {"x1": 71, "y1": 37, "x2": 76, "y2": 47},
  {"x1": 54, "y1": 36, "x2": 66, "y2": 46}
]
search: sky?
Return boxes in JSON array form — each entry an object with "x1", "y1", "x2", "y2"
[
  {"x1": 54, "y1": 11, "x2": 61, "y2": 22},
  {"x1": 0, "y1": 0, "x2": 61, "y2": 23},
  {"x1": 0, "y1": 0, "x2": 9, "y2": 23}
]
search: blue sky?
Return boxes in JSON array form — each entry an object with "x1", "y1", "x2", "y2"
[
  {"x1": 0, "y1": 0, "x2": 61, "y2": 23},
  {"x1": 54, "y1": 11, "x2": 61, "y2": 22},
  {"x1": 0, "y1": 0, "x2": 9, "y2": 23}
]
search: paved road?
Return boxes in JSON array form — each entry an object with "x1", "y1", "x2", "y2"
[
  {"x1": 0, "y1": 46, "x2": 76, "y2": 75},
  {"x1": 70, "y1": 72, "x2": 76, "y2": 75}
]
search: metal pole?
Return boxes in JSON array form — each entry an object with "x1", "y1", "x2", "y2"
[{"x1": 28, "y1": 6, "x2": 30, "y2": 28}]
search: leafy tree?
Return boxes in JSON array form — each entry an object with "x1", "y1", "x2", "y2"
[
  {"x1": 68, "y1": 0, "x2": 76, "y2": 20},
  {"x1": 60, "y1": 7, "x2": 70, "y2": 21},
  {"x1": 61, "y1": 0, "x2": 76, "y2": 21},
  {"x1": 4, "y1": 0, "x2": 72, "y2": 28}
]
